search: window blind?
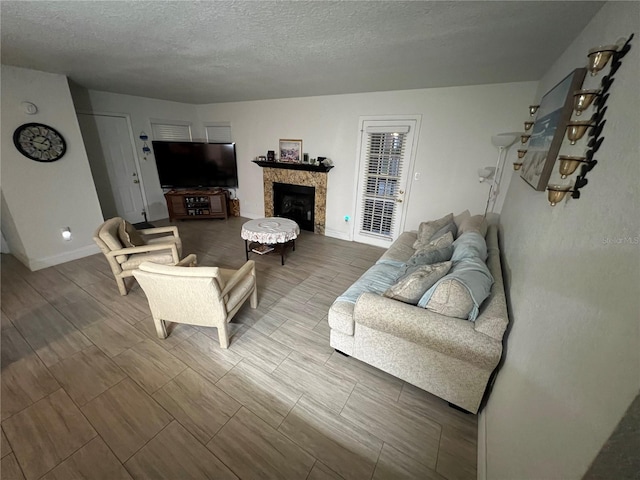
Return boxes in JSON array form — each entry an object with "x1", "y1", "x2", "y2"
[
  {"x1": 359, "y1": 130, "x2": 407, "y2": 238},
  {"x1": 205, "y1": 123, "x2": 232, "y2": 143},
  {"x1": 150, "y1": 121, "x2": 192, "y2": 141}
]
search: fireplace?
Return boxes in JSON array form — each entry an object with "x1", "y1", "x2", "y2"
[
  {"x1": 273, "y1": 182, "x2": 315, "y2": 232},
  {"x1": 259, "y1": 165, "x2": 329, "y2": 234}
]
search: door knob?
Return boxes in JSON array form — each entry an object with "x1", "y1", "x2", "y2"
[
  {"x1": 133, "y1": 179, "x2": 140, "y2": 184},
  {"x1": 396, "y1": 198, "x2": 403, "y2": 203}
]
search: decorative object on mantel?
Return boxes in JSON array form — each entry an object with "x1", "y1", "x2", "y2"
[
  {"x1": 546, "y1": 184, "x2": 573, "y2": 206},
  {"x1": 267, "y1": 150, "x2": 275, "y2": 162},
  {"x1": 529, "y1": 105, "x2": 540, "y2": 116},
  {"x1": 252, "y1": 160, "x2": 333, "y2": 173},
  {"x1": 520, "y1": 67, "x2": 587, "y2": 191},
  {"x1": 279, "y1": 139, "x2": 303, "y2": 163},
  {"x1": 484, "y1": 132, "x2": 518, "y2": 215},
  {"x1": 570, "y1": 33, "x2": 633, "y2": 201}
]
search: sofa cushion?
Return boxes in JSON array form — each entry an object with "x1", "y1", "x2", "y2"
[
  {"x1": 336, "y1": 262, "x2": 404, "y2": 304},
  {"x1": 383, "y1": 261, "x2": 451, "y2": 305},
  {"x1": 407, "y1": 244, "x2": 453, "y2": 267},
  {"x1": 377, "y1": 231, "x2": 417, "y2": 266},
  {"x1": 458, "y1": 215, "x2": 488, "y2": 237},
  {"x1": 415, "y1": 231, "x2": 454, "y2": 253},
  {"x1": 412, "y1": 213, "x2": 453, "y2": 249},
  {"x1": 118, "y1": 220, "x2": 146, "y2": 248}
]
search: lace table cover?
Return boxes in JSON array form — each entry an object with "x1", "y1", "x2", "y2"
[{"x1": 241, "y1": 218, "x2": 300, "y2": 244}]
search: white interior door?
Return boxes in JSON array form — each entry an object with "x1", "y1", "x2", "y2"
[
  {"x1": 353, "y1": 118, "x2": 419, "y2": 248},
  {"x1": 78, "y1": 113, "x2": 146, "y2": 223}
]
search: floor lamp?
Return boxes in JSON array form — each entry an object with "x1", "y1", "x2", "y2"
[{"x1": 484, "y1": 133, "x2": 518, "y2": 216}]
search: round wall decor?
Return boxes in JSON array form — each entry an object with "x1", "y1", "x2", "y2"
[{"x1": 13, "y1": 123, "x2": 67, "y2": 162}]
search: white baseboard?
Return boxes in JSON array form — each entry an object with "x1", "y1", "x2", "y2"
[
  {"x1": 28, "y1": 244, "x2": 101, "y2": 271},
  {"x1": 324, "y1": 228, "x2": 352, "y2": 241},
  {"x1": 240, "y1": 211, "x2": 263, "y2": 220}
]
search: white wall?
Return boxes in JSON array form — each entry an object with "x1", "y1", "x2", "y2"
[
  {"x1": 481, "y1": 2, "x2": 640, "y2": 479},
  {"x1": 196, "y1": 82, "x2": 536, "y2": 239},
  {"x1": 69, "y1": 86, "x2": 200, "y2": 221},
  {"x1": 1, "y1": 65, "x2": 104, "y2": 270}
]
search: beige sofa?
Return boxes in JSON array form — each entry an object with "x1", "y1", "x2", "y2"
[{"x1": 328, "y1": 224, "x2": 508, "y2": 413}]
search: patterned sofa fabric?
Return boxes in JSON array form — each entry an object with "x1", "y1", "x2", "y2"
[{"x1": 328, "y1": 223, "x2": 508, "y2": 414}]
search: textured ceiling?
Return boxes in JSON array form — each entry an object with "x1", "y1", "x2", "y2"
[{"x1": 1, "y1": 1, "x2": 604, "y2": 104}]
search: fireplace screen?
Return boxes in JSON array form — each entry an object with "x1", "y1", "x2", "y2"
[{"x1": 273, "y1": 182, "x2": 315, "y2": 232}]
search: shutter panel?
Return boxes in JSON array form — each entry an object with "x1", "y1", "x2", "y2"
[
  {"x1": 151, "y1": 121, "x2": 192, "y2": 141},
  {"x1": 205, "y1": 124, "x2": 232, "y2": 143},
  {"x1": 359, "y1": 130, "x2": 407, "y2": 238}
]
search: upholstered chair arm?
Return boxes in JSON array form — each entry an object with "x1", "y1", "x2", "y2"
[
  {"x1": 107, "y1": 242, "x2": 180, "y2": 261},
  {"x1": 139, "y1": 225, "x2": 179, "y2": 237},
  {"x1": 220, "y1": 260, "x2": 256, "y2": 298},
  {"x1": 176, "y1": 254, "x2": 198, "y2": 267}
]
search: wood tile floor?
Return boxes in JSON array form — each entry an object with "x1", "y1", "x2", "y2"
[{"x1": 0, "y1": 216, "x2": 477, "y2": 480}]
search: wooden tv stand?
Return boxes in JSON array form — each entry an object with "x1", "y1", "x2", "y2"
[{"x1": 164, "y1": 189, "x2": 228, "y2": 221}]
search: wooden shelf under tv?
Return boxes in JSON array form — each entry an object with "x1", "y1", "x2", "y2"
[{"x1": 164, "y1": 189, "x2": 228, "y2": 221}]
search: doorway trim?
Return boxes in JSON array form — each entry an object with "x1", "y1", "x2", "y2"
[
  {"x1": 350, "y1": 114, "x2": 422, "y2": 244},
  {"x1": 76, "y1": 110, "x2": 149, "y2": 221}
]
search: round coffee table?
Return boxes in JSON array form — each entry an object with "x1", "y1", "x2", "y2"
[{"x1": 241, "y1": 217, "x2": 300, "y2": 265}]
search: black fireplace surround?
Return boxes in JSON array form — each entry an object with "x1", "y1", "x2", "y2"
[{"x1": 273, "y1": 182, "x2": 315, "y2": 232}]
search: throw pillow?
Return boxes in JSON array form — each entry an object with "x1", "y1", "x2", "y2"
[
  {"x1": 421, "y1": 278, "x2": 475, "y2": 319},
  {"x1": 118, "y1": 220, "x2": 146, "y2": 248},
  {"x1": 412, "y1": 213, "x2": 454, "y2": 249},
  {"x1": 458, "y1": 215, "x2": 488, "y2": 237},
  {"x1": 407, "y1": 244, "x2": 453, "y2": 267},
  {"x1": 383, "y1": 261, "x2": 452, "y2": 305},
  {"x1": 413, "y1": 230, "x2": 454, "y2": 252},
  {"x1": 454, "y1": 210, "x2": 471, "y2": 231},
  {"x1": 418, "y1": 256, "x2": 494, "y2": 321},
  {"x1": 429, "y1": 221, "x2": 457, "y2": 242}
]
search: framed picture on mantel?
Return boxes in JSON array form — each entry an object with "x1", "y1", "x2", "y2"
[
  {"x1": 520, "y1": 67, "x2": 586, "y2": 191},
  {"x1": 279, "y1": 139, "x2": 302, "y2": 163}
]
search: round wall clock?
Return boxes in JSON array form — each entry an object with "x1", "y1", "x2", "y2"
[{"x1": 13, "y1": 123, "x2": 67, "y2": 162}]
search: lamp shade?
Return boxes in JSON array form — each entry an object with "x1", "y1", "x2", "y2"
[{"x1": 491, "y1": 133, "x2": 519, "y2": 148}]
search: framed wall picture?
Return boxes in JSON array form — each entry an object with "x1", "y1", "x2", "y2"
[
  {"x1": 279, "y1": 139, "x2": 302, "y2": 162},
  {"x1": 520, "y1": 68, "x2": 587, "y2": 191}
]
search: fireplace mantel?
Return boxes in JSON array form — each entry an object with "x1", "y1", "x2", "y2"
[{"x1": 252, "y1": 160, "x2": 333, "y2": 173}]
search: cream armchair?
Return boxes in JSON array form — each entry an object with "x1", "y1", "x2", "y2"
[
  {"x1": 132, "y1": 257, "x2": 258, "y2": 348},
  {"x1": 93, "y1": 217, "x2": 182, "y2": 295}
]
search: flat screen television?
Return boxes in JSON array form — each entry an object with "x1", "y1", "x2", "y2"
[{"x1": 152, "y1": 141, "x2": 238, "y2": 188}]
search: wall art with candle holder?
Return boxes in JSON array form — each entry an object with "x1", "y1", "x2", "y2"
[
  {"x1": 519, "y1": 68, "x2": 587, "y2": 191},
  {"x1": 558, "y1": 33, "x2": 635, "y2": 205}
]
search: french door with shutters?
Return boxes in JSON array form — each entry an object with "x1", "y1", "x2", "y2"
[{"x1": 353, "y1": 118, "x2": 420, "y2": 248}]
